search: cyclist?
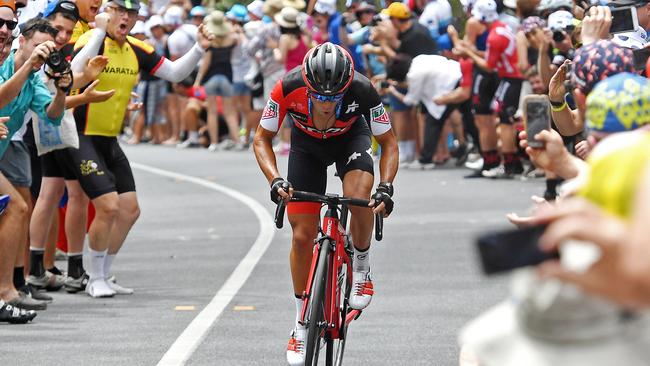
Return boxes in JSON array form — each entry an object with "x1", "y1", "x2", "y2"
[
  {"x1": 63, "y1": 0, "x2": 214, "y2": 298},
  {"x1": 252, "y1": 42, "x2": 399, "y2": 365}
]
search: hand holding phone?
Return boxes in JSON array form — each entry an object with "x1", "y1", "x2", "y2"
[
  {"x1": 523, "y1": 95, "x2": 551, "y2": 149},
  {"x1": 476, "y1": 225, "x2": 559, "y2": 275}
]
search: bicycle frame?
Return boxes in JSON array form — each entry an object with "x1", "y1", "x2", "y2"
[{"x1": 299, "y1": 205, "x2": 359, "y2": 341}]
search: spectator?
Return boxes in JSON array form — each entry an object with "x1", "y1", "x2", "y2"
[{"x1": 372, "y1": 2, "x2": 437, "y2": 59}]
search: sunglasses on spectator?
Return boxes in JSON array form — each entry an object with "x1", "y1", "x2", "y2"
[
  {"x1": 0, "y1": 18, "x2": 17, "y2": 30},
  {"x1": 108, "y1": 5, "x2": 138, "y2": 18},
  {"x1": 311, "y1": 92, "x2": 345, "y2": 102},
  {"x1": 22, "y1": 23, "x2": 59, "y2": 37}
]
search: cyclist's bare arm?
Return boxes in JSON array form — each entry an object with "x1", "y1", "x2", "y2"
[
  {"x1": 253, "y1": 127, "x2": 281, "y2": 184},
  {"x1": 374, "y1": 130, "x2": 398, "y2": 184}
]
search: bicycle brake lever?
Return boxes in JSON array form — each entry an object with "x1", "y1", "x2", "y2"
[
  {"x1": 275, "y1": 200, "x2": 286, "y2": 229},
  {"x1": 374, "y1": 213, "x2": 383, "y2": 241}
]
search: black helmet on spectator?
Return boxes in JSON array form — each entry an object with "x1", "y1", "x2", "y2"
[{"x1": 302, "y1": 42, "x2": 355, "y2": 96}]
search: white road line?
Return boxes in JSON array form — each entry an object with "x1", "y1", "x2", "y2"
[{"x1": 131, "y1": 163, "x2": 275, "y2": 366}]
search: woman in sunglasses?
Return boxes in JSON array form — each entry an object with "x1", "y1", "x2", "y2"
[{"x1": 252, "y1": 42, "x2": 398, "y2": 366}]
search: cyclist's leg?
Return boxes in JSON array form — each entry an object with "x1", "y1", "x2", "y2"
[{"x1": 335, "y1": 127, "x2": 375, "y2": 310}]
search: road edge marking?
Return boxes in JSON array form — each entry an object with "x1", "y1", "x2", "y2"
[{"x1": 131, "y1": 163, "x2": 275, "y2": 366}]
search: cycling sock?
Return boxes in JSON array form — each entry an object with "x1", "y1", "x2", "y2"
[
  {"x1": 397, "y1": 141, "x2": 406, "y2": 159},
  {"x1": 103, "y1": 254, "x2": 116, "y2": 279},
  {"x1": 481, "y1": 150, "x2": 500, "y2": 170},
  {"x1": 406, "y1": 140, "x2": 416, "y2": 162},
  {"x1": 294, "y1": 296, "x2": 305, "y2": 330},
  {"x1": 353, "y1": 246, "x2": 370, "y2": 272},
  {"x1": 68, "y1": 253, "x2": 84, "y2": 279},
  {"x1": 88, "y1": 249, "x2": 107, "y2": 280},
  {"x1": 29, "y1": 248, "x2": 45, "y2": 277},
  {"x1": 13, "y1": 267, "x2": 25, "y2": 290}
]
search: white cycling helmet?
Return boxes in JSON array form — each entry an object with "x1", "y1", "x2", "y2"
[
  {"x1": 472, "y1": 0, "x2": 499, "y2": 22},
  {"x1": 538, "y1": 0, "x2": 573, "y2": 12}
]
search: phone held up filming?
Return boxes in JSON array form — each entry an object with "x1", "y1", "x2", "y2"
[{"x1": 523, "y1": 95, "x2": 551, "y2": 149}]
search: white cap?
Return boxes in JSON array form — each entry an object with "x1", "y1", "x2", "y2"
[
  {"x1": 131, "y1": 20, "x2": 146, "y2": 35},
  {"x1": 547, "y1": 10, "x2": 574, "y2": 31},
  {"x1": 612, "y1": 27, "x2": 648, "y2": 50},
  {"x1": 247, "y1": 0, "x2": 264, "y2": 19},
  {"x1": 471, "y1": 0, "x2": 498, "y2": 22},
  {"x1": 163, "y1": 5, "x2": 185, "y2": 26},
  {"x1": 147, "y1": 14, "x2": 164, "y2": 30},
  {"x1": 138, "y1": 6, "x2": 149, "y2": 18},
  {"x1": 314, "y1": 0, "x2": 337, "y2": 15}
]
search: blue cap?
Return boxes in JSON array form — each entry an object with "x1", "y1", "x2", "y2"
[
  {"x1": 189, "y1": 5, "x2": 206, "y2": 17},
  {"x1": 226, "y1": 3, "x2": 249, "y2": 22},
  {"x1": 586, "y1": 72, "x2": 650, "y2": 133}
]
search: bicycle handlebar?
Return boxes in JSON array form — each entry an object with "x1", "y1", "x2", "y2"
[{"x1": 274, "y1": 190, "x2": 384, "y2": 241}]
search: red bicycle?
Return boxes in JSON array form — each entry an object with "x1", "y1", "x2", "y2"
[{"x1": 275, "y1": 190, "x2": 383, "y2": 366}]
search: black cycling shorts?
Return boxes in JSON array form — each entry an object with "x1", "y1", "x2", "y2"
[
  {"x1": 41, "y1": 150, "x2": 77, "y2": 180},
  {"x1": 493, "y1": 77, "x2": 523, "y2": 125},
  {"x1": 61, "y1": 135, "x2": 136, "y2": 199},
  {"x1": 287, "y1": 118, "x2": 374, "y2": 198},
  {"x1": 471, "y1": 69, "x2": 499, "y2": 115}
]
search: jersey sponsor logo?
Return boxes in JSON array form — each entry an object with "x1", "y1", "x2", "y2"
[
  {"x1": 346, "y1": 100, "x2": 359, "y2": 113},
  {"x1": 262, "y1": 99, "x2": 279, "y2": 120},
  {"x1": 370, "y1": 104, "x2": 390, "y2": 124},
  {"x1": 103, "y1": 66, "x2": 138, "y2": 76},
  {"x1": 288, "y1": 111, "x2": 308, "y2": 123}
]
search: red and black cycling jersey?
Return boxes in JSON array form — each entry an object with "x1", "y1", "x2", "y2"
[{"x1": 259, "y1": 67, "x2": 392, "y2": 139}]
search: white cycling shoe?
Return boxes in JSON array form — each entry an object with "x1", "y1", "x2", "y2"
[
  {"x1": 85, "y1": 278, "x2": 116, "y2": 298},
  {"x1": 349, "y1": 270, "x2": 373, "y2": 310},
  {"x1": 286, "y1": 327, "x2": 306, "y2": 366}
]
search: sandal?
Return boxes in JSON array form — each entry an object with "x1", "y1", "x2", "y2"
[{"x1": 0, "y1": 300, "x2": 37, "y2": 324}]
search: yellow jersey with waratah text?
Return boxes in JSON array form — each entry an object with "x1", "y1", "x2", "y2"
[{"x1": 72, "y1": 29, "x2": 164, "y2": 137}]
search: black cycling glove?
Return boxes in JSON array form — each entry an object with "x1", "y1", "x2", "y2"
[
  {"x1": 373, "y1": 182, "x2": 394, "y2": 216},
  {"x1": 270, "y1": 177, "x2": 292, "y2": 204}
]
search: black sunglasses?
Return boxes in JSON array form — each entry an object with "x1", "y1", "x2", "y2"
[
  {"x1": 22, "y1": 23, "x2": 59, "y2": 37},
  {"x1": 0, "y1": 18, "x2": 18, "y2": 31}
]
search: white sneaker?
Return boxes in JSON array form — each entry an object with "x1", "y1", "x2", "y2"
[
  {"x1": 349, "y1": 270, "x2": 373, "y2": 310},
  {"x1": 85, "y1": 278, "x2": 116, "y2": 298},
  {"x1": 286, "y1": 327, "x2": 306, "y2": 366},
  {"x1": 464, "y1": 158, "x2": 483, "y2": 170},
  {"x1": 107, "y1": 281, "x2": 134, "y2": 295},
  {"x1": 207, "y1": 143, "x2": 218, "y2": 152},
  {"x1": 405, "y1": 160, "x2": 435, "y2": 170}
]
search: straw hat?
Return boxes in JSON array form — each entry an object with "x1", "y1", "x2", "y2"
[
  {"x1": 262, "y1": 0, "x2": 283, "y2": 17},
  {"x1": 275, "y1": 7, "x2": 299, "y2": 28},
  {"x1": 205, "y1": 10, "x2": 230, "y2": 37},
  {"x1": 283, "y1": 0, "x2": 306, "y2": 10}
]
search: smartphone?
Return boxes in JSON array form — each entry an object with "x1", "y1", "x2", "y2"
[
  {"x1": 633, "y1": 47, "x2": 650, "y2": 71},
  {"x1": 523, "y1": 95, "x2": 551, "y2": 149},
  {"x1": 476, "y1": 225, "x2": 559, "y2": 275},
  {"x1": 380, "y1": 80, "x2": 390, "y2": 89},
  {"x1": 610, "y1": 6, "x2": 638, "y2": 34}
]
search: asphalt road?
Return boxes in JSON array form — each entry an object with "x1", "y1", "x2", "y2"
[{"x1": 0, "y1": 143, "x2": 542, "y2": 365}]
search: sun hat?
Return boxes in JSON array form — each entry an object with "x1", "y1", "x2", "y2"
[
  {"x1": 283, "y1": 0, "x2": 306, "y2": 10},
  {"x1": 163, "y1": 5, "x2": 184, "y2": 26},
  {"x1": 460, "y1": 267, "x2": 650, "y2": 366},
  {"x1": 189, "y1": 5, "x2": 207, "y2": 18},
  {"x1": 147, "y1": 14, "x2": 164, "y2": 30},
  {"x1": 275, "y1": 7, "x2": 299, "y2": 28},
  {"x1": 262, "y1": 0, "x2": 283, "y2": 17},
  {"x1": 247, "y1": 0, "x2": 264, "y2": 19},
  {"x1": 205, "y1": 10, "x2": 231, "y2": 37},
  {"x1": 314, "y1": 0, "x2": 337, "y2": 15}
]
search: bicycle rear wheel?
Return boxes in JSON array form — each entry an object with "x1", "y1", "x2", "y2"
[{"x1": 305, "y1": 239, "x2": 331, "y2": 365}]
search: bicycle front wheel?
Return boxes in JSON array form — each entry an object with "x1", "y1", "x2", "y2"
[{"x1": 305, "y1": 239, "x2": 331, "y2": 365}]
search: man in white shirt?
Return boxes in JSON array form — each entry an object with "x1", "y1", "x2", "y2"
[{"x1": 385, "y1": 53, "x2": 464, "y2": 169}]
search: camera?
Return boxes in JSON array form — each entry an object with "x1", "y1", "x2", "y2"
[
  {"x1": 380, "y1": 80, "x2": 389, "y2": 89},
  {"x1": 552, "y1": 30, "x2": 565, "y2": 43},
  {"x1": 370, "y1": 14, "x2": 383, "y2": 27},
  {"x1": 45, "y1": 50, "x2": 70, "y2": 75}
]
